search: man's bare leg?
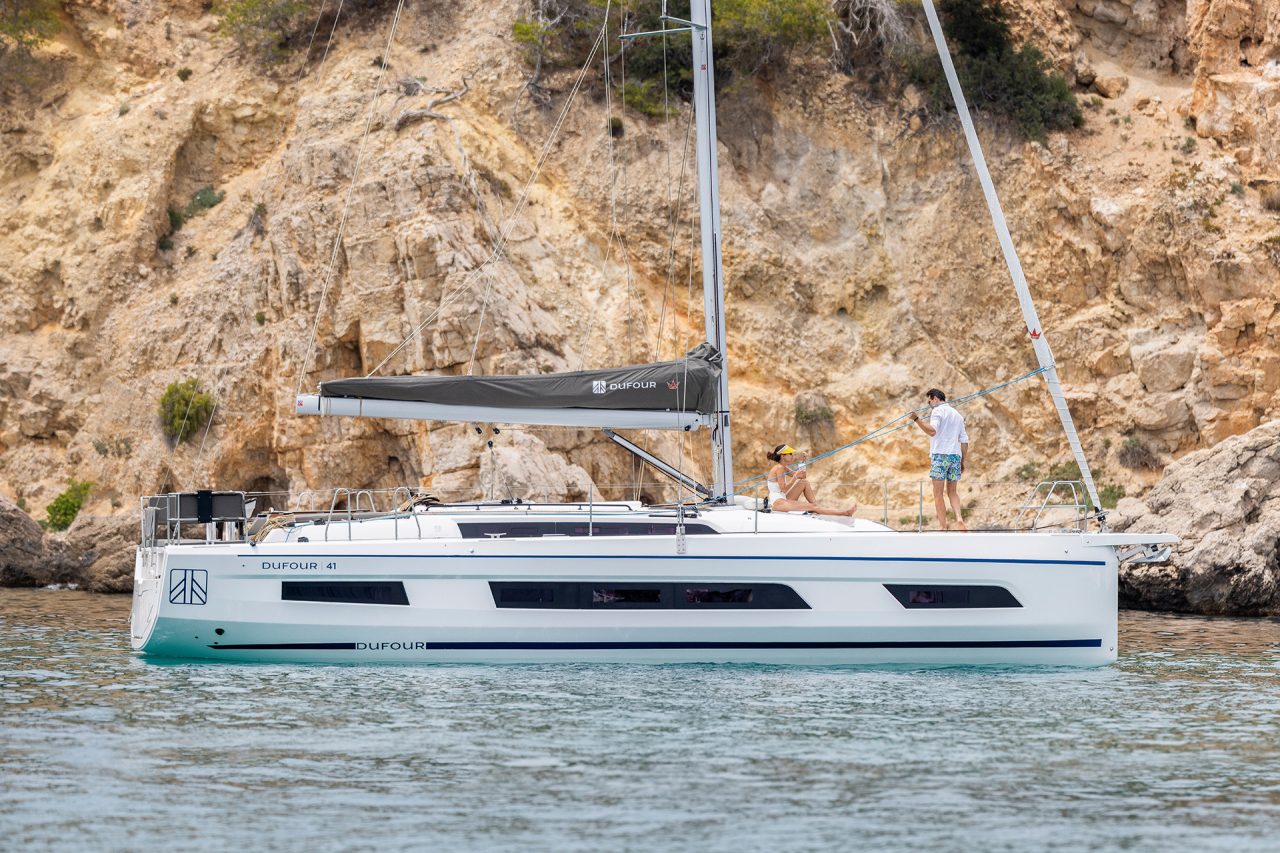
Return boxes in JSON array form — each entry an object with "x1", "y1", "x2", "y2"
[
  {"x1": 947, "y1": 481, "x2": 968, "y2": 531},
  {"x1": 932, "y1": 479, "x2": 948, "y2": 530}
]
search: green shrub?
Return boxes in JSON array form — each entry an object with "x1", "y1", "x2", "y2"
[
  {"x1": 1014, "y1": 461, "x2": 1041, "y2": 482},
  {"x1": 165, "y1": 186, "x2": 225, "y2": 238},
  {"x1": 1046, "y1": 459, "x2": 1082, "y2": 482},
  {"x1": 176, "y1": 66, "x2": 193, "y2": 81},
  {"x1": 608, "y1": 115, "x2": 623, "y2": 137},
  {"x1": 117, "y1": 102, "x2": 131, "y2": 116},
  {"x1": 92, "y1": 437, "x2": 133, "y2": 458},
  {"x1": 517, "y1": 0, "x2": 827, "y2": 104},
  {"x1": 1180, "y1": 135, "x2": 1197, "y2": 155},
  {"x1": 1098, "y1": 482, "x2": 1125, "y2": 509},
  {"x1": 905, "y1": 0, "x2": 1081, "y2": 141},
  {"x1": 45, "y1": 481, "x2": 93, "y2": 532},
  {"x1": 715, "y1": 0, "x2": 828, "y2": 76},
  {"x1": 1117, "y1": 436, "x2": 1160, "y2": 470},
  {"x1": 795, "y1": 403, "x2": 835, "y2": 425},
  {"x1": 0, "y1": 1, "x2": 61, "y2": 62},
  {"x1": 158, "y1": 378, "x2": 216, "y2": 442},
  {"x1": 255, "y1": 310, "x2": 267, "y2": 324},
  {"x1": 215, "y1": 0, "x2": 310, "y2": 62},
  {"x1": 621, "y1": 79, "x2": 665, "y2": 117},
  {"x1": 188, "y1": 186, "x2": 225, "y2": 214}
]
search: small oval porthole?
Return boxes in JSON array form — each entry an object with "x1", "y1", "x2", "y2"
[{"x1": 214, "y1": 628, "x2": 225, "y2": 636}]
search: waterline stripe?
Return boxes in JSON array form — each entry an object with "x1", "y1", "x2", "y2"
[
  {"x1": 209, "y1": 639, "x2": 1103, "y2": 651},
  {"x1": 238, "y1": 554, "x2": 1107, "y2": 567}
]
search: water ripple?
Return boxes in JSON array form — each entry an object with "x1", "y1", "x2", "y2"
[{"x1": 1, "y1": 590, "x2": 1277, "y2": 852}]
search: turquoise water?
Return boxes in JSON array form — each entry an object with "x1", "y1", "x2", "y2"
[{"x1": 1, "y1": 590, "x2": 1278, "y2": 852}]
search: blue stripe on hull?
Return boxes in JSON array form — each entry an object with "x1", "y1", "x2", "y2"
[
  {"x1": 235, "y1": 554, "x2": 1107, "y2": 566},
  {"x1": 207, "y1": 639, "x2": 1102, "y2": 651}
]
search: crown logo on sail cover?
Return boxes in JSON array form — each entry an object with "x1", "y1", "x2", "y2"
[{"x1": 667, "y1": 379, "x2": 679, "y2": 390}]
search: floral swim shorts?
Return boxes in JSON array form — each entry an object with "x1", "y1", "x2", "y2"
[{"x1": 929, "y1": 453, "x2": 963, "y2": 482}]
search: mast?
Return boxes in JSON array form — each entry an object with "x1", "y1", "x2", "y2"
[{"x1": 687, "y1": 0, "x2": 734, "y2": 500}]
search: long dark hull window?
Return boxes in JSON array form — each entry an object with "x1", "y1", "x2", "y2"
[
  {"x1": 489, "y1": 582, "x2": 809, "y2": 610},
  {"x1": 459, "y1": 521, "x2": 717, "y2": 539},
  {"x1": 883, "y1": 584, "x2": 1021, "y2": 609},
  {"x1": 282, "y1": 581, "x2": 410, "y2": 606}
]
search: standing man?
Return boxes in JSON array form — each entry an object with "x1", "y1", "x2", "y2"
[{"x1": 909, "y1": 388, "x2": 969, "y2": 531}]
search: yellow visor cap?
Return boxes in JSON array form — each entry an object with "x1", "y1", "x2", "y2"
[{"x1": 779, "y1": 445, "x2": 796, "y2": 455}]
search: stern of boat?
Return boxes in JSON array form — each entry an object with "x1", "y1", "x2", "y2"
[{"x1": 130, "y1": 544, "x2": 164, "y2": 651}]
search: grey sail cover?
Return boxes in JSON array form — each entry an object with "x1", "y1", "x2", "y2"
[{"x1": 320, "y1": 343, "x2": 722, "y2": 414}]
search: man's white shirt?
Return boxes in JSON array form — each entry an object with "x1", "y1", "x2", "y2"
[{"x1": 928, "y1": 403, "x2": 969, "y2": 456}]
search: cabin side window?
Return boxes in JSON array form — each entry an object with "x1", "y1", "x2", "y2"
[
  {"x1": 282, "y1": 581, "x2": 410, "y2": 605},
  {"x1": 883, "y1": 584, "x2": 1021, "y2": 609},
  {"x1": 490, "y1": 582, "x2": 809, "y2": 610}
]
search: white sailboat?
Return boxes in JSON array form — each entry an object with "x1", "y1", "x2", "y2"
[{"x1": 130, "y1": 1, "x2": 1174, "y2": 665}]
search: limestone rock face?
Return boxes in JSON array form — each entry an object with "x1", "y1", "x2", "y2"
[
  {"x1": 0, "y1": 496, "x2": 75, "y2": 588},
  {"x1": 1113, "y1": 420, "x2": 1280, "y2": 615},
  {"x1": 1185, "y1": 0, "x2": 1280, "y2": 165},
  {"x1": 61, "y1": 514, "x2": 138, "y2": 594},
  {"x1": 1093, "y1": 74, "x2": 1130, "y2": 98}
]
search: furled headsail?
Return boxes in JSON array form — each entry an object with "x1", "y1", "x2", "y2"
[{"x1": 295, "y1": 344, "x2": 721, "y2": 430}]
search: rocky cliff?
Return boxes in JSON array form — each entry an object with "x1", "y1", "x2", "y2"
[
  {"x1": 1, "y1": 1, "x2": 1278, "y2": 606},
  {"x1": 1114, "y1": 418, "x2": 1280, "y2": 615}
]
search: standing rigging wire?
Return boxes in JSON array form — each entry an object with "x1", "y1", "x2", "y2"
[
  {"x1": 297, "y1": 1, "x2": 330, "y2": 80},
  {"x1": 194, "y1": 365, "x2": 233, "y2": 470},
  {"x1": 575, "y1": 0, "x2": 648, "y2": 373},
  {"x1": 465, "y1": 269, "x2": 498, "y2": 375},
  {"x1": 294, "y1": 0, "x2": 411, "y2": 402},
  {"x1": 314, "y1": 0, "x2": 348, "y2": 78},
  {"x1": 652, "y1": 112, "x2": 694, "y2": 360},
  {"x1": 366, "y1": 21, "x2": 612, "y2": 379}
]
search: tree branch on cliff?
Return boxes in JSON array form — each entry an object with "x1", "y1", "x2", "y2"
[
  {"x1": 394, "y1": 74, "x2": 472, "y2": 131},
  {"x1": 827, "y1": 0, "x2": 910, "y2": 73}
]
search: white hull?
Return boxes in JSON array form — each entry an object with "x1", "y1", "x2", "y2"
[{"x1": 129, "y1": 506, "x2": 1153, "y2": 666}]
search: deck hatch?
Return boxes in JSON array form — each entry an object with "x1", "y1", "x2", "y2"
[
  {"x1": 489, "y1": 582, "x2": 810, "y2": 610},
  {"x1": 282, "y1": 581, "x2": 410, "y2": 605},
  {"x1": 883, "y1": 584, "x2": 1021, "y2": 609}
]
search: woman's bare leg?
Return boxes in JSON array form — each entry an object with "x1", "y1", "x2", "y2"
[
  {"x1": 774, "y1": 498, "x2": 858, "y2": 517},
  {"x1": 784, "y1": 478, "x2": 820, "y2": 503}
]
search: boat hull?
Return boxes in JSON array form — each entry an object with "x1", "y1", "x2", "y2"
[{"x1": 131, "y1": 529, "x2": 1118, "y2": 666}]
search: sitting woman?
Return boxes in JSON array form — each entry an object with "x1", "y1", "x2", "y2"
[{"x1": 765, "y1": 445, "x2": 858, "y2": 516}]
